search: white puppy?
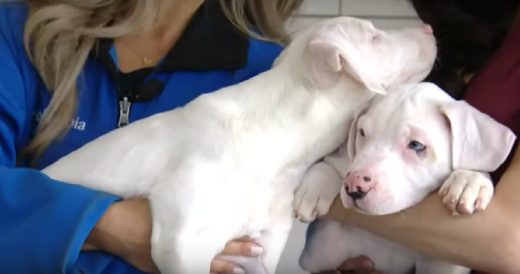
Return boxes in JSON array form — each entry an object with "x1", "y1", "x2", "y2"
[
  {"x1": 42, "y1": 17, "x2": 436, "y2": 274},
  {"x1": 298, "y1": 82, "x2": 516, "y2": 274}
]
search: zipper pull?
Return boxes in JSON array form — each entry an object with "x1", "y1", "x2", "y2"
[{"x1": 117, "y1": 96, "x2": 132, "y2": 127}]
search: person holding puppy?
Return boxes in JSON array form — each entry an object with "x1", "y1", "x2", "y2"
[
  {"x1": 325, "y1": 1, "x2": 520, "y2": 274},
  {"x1": 0, "y1": 0, "x2": 301, "y2": 273}
]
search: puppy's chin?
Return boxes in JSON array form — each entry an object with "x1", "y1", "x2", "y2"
[
  {"x1": 339, "y1": 188, "x2": 373, "y2": 214},
  {"x1": 339, "y1": 189, "x2": 376, "y2": 215},
  {"x1": 340, "y1": 189, "x2": 401, "y2": 215},
  {"x1": 353, "y1": 203, "x2": 381, "y2": 215},
  {"x1": 356, "y1": 202, "x2": 409, "y2": 216}
]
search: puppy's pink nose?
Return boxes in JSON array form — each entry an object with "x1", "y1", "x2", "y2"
[
  {"x1": 344, "y1": 170, "x2": 375, "y2": 200},
  {"x1": 422, "y1": 24, "x2": 433, "y2": 34}
]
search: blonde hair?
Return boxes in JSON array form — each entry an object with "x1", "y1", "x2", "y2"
[
  {"x1": 23, "y1": 0, "x2": 302, "y2": 162},
  {"x1": 220, "y1": 0, "x2": 303, "y2": 43}
]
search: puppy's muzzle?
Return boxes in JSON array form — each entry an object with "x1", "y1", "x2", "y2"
[
  {"x1": 344, "y1": 171, "x2": 374, "y2": 200},
  {"x1": 345, "y1": 185, "x2": 370, "y2": 200}
]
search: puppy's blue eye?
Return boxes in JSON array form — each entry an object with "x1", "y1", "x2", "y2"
[{"x1": 408, "y1": 140, "x2": 426, "y2": 153}]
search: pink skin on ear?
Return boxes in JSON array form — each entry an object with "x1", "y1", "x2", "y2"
[
  {"x1": 305, "y1": 33, "x2": 386, "y2": 93},
  {"x1": 441, "y1": 100, "x2": 517, "y2": 171},
  {"x1": 305, "y1": 38, "x2": 344, "y2": 88}
]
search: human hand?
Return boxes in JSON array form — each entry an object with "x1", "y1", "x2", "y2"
[
  {"x1": 317, "y1": 255, "x2": 387, "y2": 274},
  {"x1": 210, "y1": 236, "x2": 264, "y2": 274},
  {"x1": 83, "y1": 199, "x2": 158, "y2": 273}
]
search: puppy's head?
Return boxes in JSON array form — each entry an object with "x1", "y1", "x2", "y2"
[
  {"x1": 340, "y1": 82, "x2": 516, "y2": 215},
  {"x1": 276, "y1": 17, "x2": 437, "y2": 93}
]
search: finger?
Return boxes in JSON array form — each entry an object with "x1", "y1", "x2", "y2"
[
  {"x1": 220, "y1": 240, "x2": 264, "y2": 257},
  {"x1": 336, "y1": 271, "x2": 385, "y2": 274},
  {"x1": 231, "y1": 231, "x2": 262, "y2": 242},
  {"x1": 230, "y1": 235, "x2": 255, "y2": 242},
  {"x1": 210, "y1": 258, "x2": 245, "y2": 274},
  {"x1": 338, "y1": 255, "x2": 375, "y2": 271}
]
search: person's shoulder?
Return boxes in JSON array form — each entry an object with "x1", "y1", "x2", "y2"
[
  {"x1": 0, "y1": 1, "x2": 28, "y2": 46},
  {"x1": 244, "y1": 37, "x2": 284, "y2": 75},
  {"x1": 0, "y1": 1, "x2": 28, "y2": 23}
]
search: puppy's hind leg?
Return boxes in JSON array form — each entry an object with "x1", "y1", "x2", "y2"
[
  {"x1": 260, "y1": 218, "x2": 294, "y2": 274},
  {"x1": 148, "y1": 175, "x2": 233, "y2": 274},
  {"x1": 149, "y1": 199, "x2": 230, "y2": 274},
  {"x1": 151, "y1": 231, "x2": 220, "y2": 274},
  {"x1": 221, "y1": 210, "x2": 294, "y2": 274},
  {"x1": 299, "y1": 219, "x2": 353, "y2": 273}
]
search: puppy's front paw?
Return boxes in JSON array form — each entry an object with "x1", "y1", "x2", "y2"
[
  {"x1": 439, "y1": 169, "x2": 494, "y2": 215},
  {"x1": 293, "y1": 179, "x2": 340, "y2": 222},
  {"x1": 293, "y1": 164, "x2": 343, "y2": 222}
]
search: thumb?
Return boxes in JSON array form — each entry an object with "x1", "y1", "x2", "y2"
[{"x1": 338, "y1": 255, "x2": 375, "y2": 271}]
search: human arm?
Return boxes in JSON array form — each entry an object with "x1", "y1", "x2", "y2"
[
  {"x1": 83, "y1": 199, "x2": 158, "y2": 273},
  {"x1": 84, "y1": 198, "x2": 264, "y2": 274},
  {"x1": 0, "y1": 166, "x2": 121, "y2": 273},
  {"x1": 326, "y1": 145, "x2": 520, "y2": 274},
  {"x1": 0, "y1": 6, "x2": 124, "y2": 272}
]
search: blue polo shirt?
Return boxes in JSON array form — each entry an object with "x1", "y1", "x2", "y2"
[{"x1": 0, "y1": 2, "x2": 282, "y2": 273}]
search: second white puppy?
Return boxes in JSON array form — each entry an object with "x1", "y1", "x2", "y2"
[
  {"x1": 298, "y1": 82, "x2": 516, "y2": 274},
  {"x1": 42, "y1": 18, "x2": 436, "y2": 274}
]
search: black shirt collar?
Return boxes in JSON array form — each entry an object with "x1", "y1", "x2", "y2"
[
  {"x1": 160, "y1": 0, "x2": 249, "y2": 71},
  {"x1": 94, "y1": 0, "x2": 249, "y2": 71}
]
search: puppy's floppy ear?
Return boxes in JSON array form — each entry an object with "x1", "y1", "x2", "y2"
[
  {"x1": 306, "y1": 35, "x2": 386, "y2": 94},
  {"x1": 346, "y1": 113, "x2": 359, "y2": 163},
  {"x1": 441, "y1": 100, "x2": 516, "y2": 171}
]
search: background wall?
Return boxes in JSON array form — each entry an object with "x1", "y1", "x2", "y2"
[
  {"x1": 277, "y1": 1, "x2": 421, "y2": 273},
  {"x1": 288, "y1": 0, "x2": 420, "y2": 32}
]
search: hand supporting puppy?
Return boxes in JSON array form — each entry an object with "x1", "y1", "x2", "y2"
[
  {"x1": 83, "y1": 199, "x2": 157, "y2": 273},
  {"x1": 83, "y1": 199, "x2": 263, "y2": 274},
  {"x1": 317, "y1": 255, "x2": 387, "y2": 274}
]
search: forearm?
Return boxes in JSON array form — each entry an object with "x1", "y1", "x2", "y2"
[
  {"x1": 82, "y1": 199, "x2": 157, "y2": 273},
  {"x1": 0, "y1": 166, "x2": 120, "y2": 272},
  {"x1": 83, "y1": 200, "x2": 123, "y2": 252},
  {"x1": 327, "y1": 152, "x2": 520, "y2": 273}
]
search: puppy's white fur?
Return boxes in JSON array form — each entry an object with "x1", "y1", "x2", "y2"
[
  {"x1": 43, "y1": 17, "x2": 436, "y2": 274},
  {"x1": 298, "y1": 83, "x2": 516, "y2": 274}
]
